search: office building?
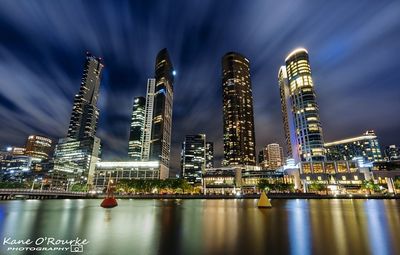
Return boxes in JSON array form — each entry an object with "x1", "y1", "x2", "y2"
[
  {"x1": 325, "y1": 130, "x2": 383, "y2": 162},
  {"x1": 25, "y1": 135, "x2": 53, "y2": 160},
  {"x1": 149, "y1": 48, "x2": 174, "y2": 172},
  {"x1": 128, "y1": 97, "x2": 146, "y2": 160},
  {"x1": 142, "y1": 78, "x2": 156, "y2": 160},
  {"x1": 53, "y1": 137, "x2": 101, "y2": 185},
  {"x1": 222, "y1": 52, "x2": 256, "y2": 166},
  {"x1": 284, "y1": 48, "x2": 325, "y2": 162},
  {"x1": 181, "y1": 134, "x2": 206, "y2": 184}
]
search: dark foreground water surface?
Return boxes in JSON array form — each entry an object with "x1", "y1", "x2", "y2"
[{"x1": 0, "y1": 199, "x2": 399, "y2": 255}]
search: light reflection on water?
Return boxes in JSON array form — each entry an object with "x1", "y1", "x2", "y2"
[{"x1": 0, "y1": 199, "x2": 399, "y2": 255}]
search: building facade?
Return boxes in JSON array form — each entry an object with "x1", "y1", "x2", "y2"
[
  {"x1": 181, "y1": 134, "x2": 206, "y2": 184},
  {"x1": 222, "y1": 52, "x2": 256, "y2": 166},
  {"x1": 278, "y1": 66, "x2": 299, "y2": 162},
  {"x1": 385, "y1": 145, "x2": 400, "y2": 161},
  {"x1": 150, "y1": 49, "x2": 174, "y2": 171},
  {"x1": 25, "y1": 135, "x2": 53, "y2": 160},
  {"x1": 142, "y1": 78, "x2": 156, "y2": 160},
  {"x1": 284, "y1": 48, "x2": 325, "y2": 162},
  {"x1": 325, "y1": 130, "x2": 383, "y2": 162},
  {"x1": 128, "y1": 96, "x2": 146, "y2": 160},
  {"x1": 261, "y1": 143, "x2": 284, "y2": 170}
]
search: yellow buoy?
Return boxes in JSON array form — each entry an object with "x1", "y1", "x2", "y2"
[{"x1": 257, "y1": 191, "x2": 272, "y2": 208}]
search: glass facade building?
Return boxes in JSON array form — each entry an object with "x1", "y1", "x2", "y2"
[
  {"x1": 222, "y1": 52, "x2": 256, "y2": 166},
  {"x1": 284, "y1": 48, "x2": 325, "y2": 162},
  {"x1": 150, "y1": 48, "x2": 174, "y2": 171},
  {"x1": 181, "y1": 134, "x2": 206, "y2": 184},
  {"x1": 325, "y1": 130, "x2": 383, "y2": 163},
  {"x1": 128, "y1": 96, "x2": 146, "y2": 160}
]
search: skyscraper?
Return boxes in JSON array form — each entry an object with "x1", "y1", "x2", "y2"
[
  {"x1": 142, "y1": 78, "x2": 156, "y2": 160},
  {"x1": 284, "y1": 48, "x2": 325, "y2": 162},
  {"x1": 181, "y1": 134, "x2": 206, "y2": 184},
  {"x1": 67, "y1": 52, "x2": 103, "y2": 140},
  {"x1": 128, "y1": 97, "x2": 146, "y2": 160},
  {"x1": 222, "y1": 52, "x2": 256, "y2": 166},
  {"x1": 150, "y1": 49, "x2": 174, "y2": 169},
  {"x1": 25, "y1": 135, "x2": 53, "y2": 160},
  {"x1": 278, "y1": 66, "x2": 299, "y2": 162},
  {"x1": 206, "y1": 142, "x2": 214, "y2": 168},
  {"x1": 53, "y1": 53, "x2": 103, "y2": 187}
]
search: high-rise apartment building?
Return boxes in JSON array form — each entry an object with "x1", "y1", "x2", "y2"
[
  {"x1": 128, "y1": 97, "x2": 146, "y2": 160},
  {"x1": 284, "y1": 48, "x2": 325, "y2": 162},
  {"x1": 181, "y1": 134, "x2": 206, "y2": 184},
  {"x1": 67, "y1": 52, "x2": 103, "y2": 140},
  {"x1": 222, "y1": 52, "x2": 256, "y2": 166},
  {"x1": 261, "y1": 143, "x2": 284, "y2": 170},
  {"x1": 53, "y1": 53, "x2": 103, "y2": 187},
  {"x1": 142, "y1": 78, "x2": 156, "y2": 160},
  {"x1": 25, "y1": 135, "x2": 53, "y2": 160},
  {"x1": 149, "y1": 49, "x2": 174, "y2": 170},
  {"x1": 325, "y1": 130, "x2": 383, "y2": 162}
]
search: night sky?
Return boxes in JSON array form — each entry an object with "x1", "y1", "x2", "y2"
[{"x1": 0, "y1": 1, "x2": 399, "y2": 175}]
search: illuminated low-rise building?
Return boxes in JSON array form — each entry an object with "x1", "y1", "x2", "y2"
[
  {"x1": 325, "y1": 130, "x2": 383, "y2": 163},
  {"x1": 202, "y1": 167, "x2": 293, "y2": 194},
  {"x1": 25, "y1": 135, "x2": 53, "y2": 160},
  {"x1": 93, "y1": 161, "x2": 168, "y2": 188},
  {"x1": 299, "y1": 160, "x2": 368, "y2": 192}
]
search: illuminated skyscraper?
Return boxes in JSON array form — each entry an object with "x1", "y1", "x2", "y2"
[
  {"x1": 67, "y1": 52, "x2": 103, "y2": 140},
  {"x1": 53, "y1": 53, "x2": 103, "y2": 187},
  {"x1": 222, "y1": 52, "x2": 256, "y2": 166},
  {"x1": 284, "y1": 48, "x2": 325, "y2": 162},
  {"x1": 181, "y1": 134, "x2": 206, "y2": 184},
  {"x1": 25, "y1": 135, "x2": 53, "y2": 160},
  {"x1": 150, "y1": 48, "x2": 174, "y2": 170},
  {"x1": 128, "y1": 97, "x2": 145, "y2": 160},
  {"x1": 142, "y1": 78, "x2": 156, "y2": 160}
]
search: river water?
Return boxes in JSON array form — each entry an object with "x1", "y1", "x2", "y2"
[{"x1": 0, "y1": 199, "x2": 399, "y2": 255}]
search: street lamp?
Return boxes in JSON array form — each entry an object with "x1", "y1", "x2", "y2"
[{"x1": 31, "y1": 178, "x2": 38, "y2": 191}]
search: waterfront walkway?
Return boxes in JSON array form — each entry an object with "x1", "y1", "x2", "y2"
[{"x1": 0, "y1": 189, "x2": 398, "y2": 200}]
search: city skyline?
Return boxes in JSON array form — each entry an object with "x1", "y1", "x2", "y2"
[{"x1": 0, "y1": 1, "x2": 399, "y2": 175}]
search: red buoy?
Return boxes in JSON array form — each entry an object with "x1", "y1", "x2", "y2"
[
  {"x1": 101, "y1": 177, "x2": 118, "y2": 208},
  {"x1": 101, "y1": 197, "x2": 118, "y2": 208}
]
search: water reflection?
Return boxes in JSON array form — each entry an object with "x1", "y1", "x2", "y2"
[{"x1": 0, "y1": 199, "x2": 398, "y2": 255}]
